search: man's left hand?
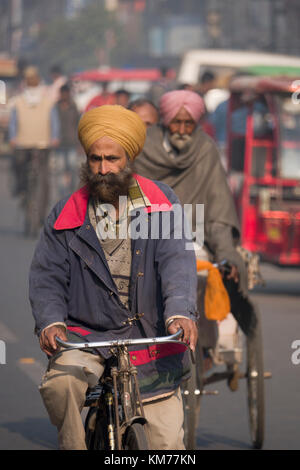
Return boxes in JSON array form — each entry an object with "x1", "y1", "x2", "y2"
[
  {"x1": 167, "y1": 318, "x2": 198, "y2": 352},
  {"x1": 220, "y1": 263, "x2": 239, "y2": 283},
  {"x1": 225, "y1": 264, "x2": 239, "y2": 283}
]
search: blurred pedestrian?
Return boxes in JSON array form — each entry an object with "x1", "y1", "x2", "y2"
[
  {"x1": 197, "y1": 70, "x2": 216, "y2": 98},
  {"x1": 47, "y1": 64, "x2": 68, "y2": 103},
  {"x1": 9, "y1": 66, "x2": 60, "y2": 237},
  {"x1": 85, "y1": 82, "x2": 116, "y2": 111},
  {"x1": 128, "y1": 98, "x2": 159, "y2": 127},
  {"x1": 54, "y1": 84, "x2": 81, "y2": 198},
  {"x1": 194, "y1": 70, "x2": 217, "y2": 137},
  {"x1": 147, "y1": 66, "x2": 176, "y2": 107},
  {"x1": 177, "y1": 83, "x2": 194, "y2": 91},
  {"x1": 115, "y1": 89, "x2": 131, "y2": 108}
]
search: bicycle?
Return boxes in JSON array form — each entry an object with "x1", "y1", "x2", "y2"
[
  {"x1": 55, "y1": 329, "x2": 188, "y2": 450},
  {"x1": 182, "y1": 260, "x2": 270, "y2": 450}
]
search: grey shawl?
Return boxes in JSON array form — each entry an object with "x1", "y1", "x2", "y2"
[{"x1": 134, "y1": 124, "x2": 240, "y2": 248}]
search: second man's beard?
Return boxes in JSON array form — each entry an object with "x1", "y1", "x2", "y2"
[
  {"x1": 80, "y1": 161, "x2": 133, "y2": 204},
  {"x1": 167, "y1": 131, "x2": 193, "y2": 152}
]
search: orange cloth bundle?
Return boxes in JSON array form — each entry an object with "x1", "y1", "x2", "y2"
[{"x1": 196, "y1": 259, "x2": 231, "y2": 321}]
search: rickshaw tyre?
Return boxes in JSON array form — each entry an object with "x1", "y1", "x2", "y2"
[{"x1": 246, "y1": 305, "x2": 265, "y2": 450}]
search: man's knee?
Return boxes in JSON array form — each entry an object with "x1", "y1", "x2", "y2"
[
  {"x1": 39, "y1": 367, "x2": 88, "y2": 428},
  {"x1": 143, "y1": 389, "x2": 185, "y2": 450}
]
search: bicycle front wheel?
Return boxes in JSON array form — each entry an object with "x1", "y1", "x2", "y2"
[
  {"x1": 122, "y1": 422, "x2": 149, "y2": 450},
  {"x1": 85, "y1": 407, "x2": 97, "y2": 449},
  {"x1": 85, "y1": 407, "x2": 108, "y2": 450}
]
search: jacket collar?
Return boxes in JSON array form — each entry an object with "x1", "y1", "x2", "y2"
[{"x1": 54, "y1": 173, "x2": 172, "y2": 231}]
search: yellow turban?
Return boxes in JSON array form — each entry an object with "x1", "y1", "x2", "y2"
[{"x1": 78, "y1": 105, "x2": 146, "y2": 160}]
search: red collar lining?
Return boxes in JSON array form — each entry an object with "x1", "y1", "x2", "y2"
[{"x1": 54, "y1": 174, "x2": 172, "y2": 230}]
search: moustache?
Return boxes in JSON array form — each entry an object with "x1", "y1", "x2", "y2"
[
  {"x1": 88, "y1": 172, "x2": 127, "y2": 186},
  {"x1": 171, "y1": 133, "x2": 191, "y2": 141},
  {"x1": 80, "y1": 162, "x2": 133, "y2": 202}
]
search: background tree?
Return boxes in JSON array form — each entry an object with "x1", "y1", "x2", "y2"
[{"x1": 33, "y1": 2, "x2": 125, "y2": 78}]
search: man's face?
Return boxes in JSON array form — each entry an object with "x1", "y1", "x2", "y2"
[
  {"x1": 132, "y1": 104, "x2": 159, "y2": 128},
  {"x1": 81, "y1": 136, "x2": 132, "y2": 203},
  {"x1": 60, "y1": 90, "x2": 70, "y2": 102},
  {"x1": 26, "y1": 75, "x2": 40, "y2": 87},
  {"x1": 116, "y1": 93, "x2": 130, "y2": 107},
  {"x1": 167, "y1": 107, "x2": 196, "y2": 151}
]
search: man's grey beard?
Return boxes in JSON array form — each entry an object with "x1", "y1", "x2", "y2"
[
  {"x1": 80, "y1": 161, "x2": 133, "y2": 204},
  {"x1": 167, "y1": 131, "x2": 193, "y2": 152}
]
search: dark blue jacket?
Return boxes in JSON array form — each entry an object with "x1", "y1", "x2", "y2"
[{"x1": 29, "y1": 174, "x2": 197, "y2": 399}]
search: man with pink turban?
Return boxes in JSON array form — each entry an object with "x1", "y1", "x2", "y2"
[
  {"x1": 134, "y1": 90, "x2": 259, "y2": 379},
  {"x1": 29, "y1": 104, "x2": 198, "y2": 450},
  {"x1": 159, "y1": 89, "x2": 206, "y2": 128}
]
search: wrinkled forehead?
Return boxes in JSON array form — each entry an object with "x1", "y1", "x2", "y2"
[
  {"x1": 87, "y1": 136, "x2": 127, "y2": 157},
  {"x1": 170, "y1": 106, "x2": 195, "y2": 123}
]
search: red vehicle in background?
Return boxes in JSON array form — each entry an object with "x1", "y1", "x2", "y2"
[
  {"x1": 71, "y1": 67, "x2": 176, "y2": 112},
  {"x1": 226, "y1": 75, "x2": 300, "y2": 267}
]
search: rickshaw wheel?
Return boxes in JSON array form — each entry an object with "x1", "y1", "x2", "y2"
[
  {"x1": 246, "y1": 306, "x2": 265, "y2": 449},
  {"x1": 182, "y1": 336, "x2": 204, "y2": 450}
]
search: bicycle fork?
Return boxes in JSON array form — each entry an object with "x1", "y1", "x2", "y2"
[{"x1": 104, "y1": 389, "x2": 116, "y2": 450}]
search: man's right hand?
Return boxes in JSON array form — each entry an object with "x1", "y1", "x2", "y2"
[{"x1": 39, "y1": 325, "x2": 67, "y2": 356}]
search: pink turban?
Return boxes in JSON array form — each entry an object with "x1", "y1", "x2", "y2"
[{"x1": 159, "y1": 90, "x2": 205, "y2": 126}]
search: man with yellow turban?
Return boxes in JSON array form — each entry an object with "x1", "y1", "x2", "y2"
[{"x1": 29, "y1": 105, "x2": 198, "y2": 450}]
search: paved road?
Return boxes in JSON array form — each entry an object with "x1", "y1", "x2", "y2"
[{"x1": 0, "y1": 157, "x2": 299, "y2": 450}]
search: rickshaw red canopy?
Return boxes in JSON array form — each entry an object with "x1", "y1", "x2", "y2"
[{"x1": 72, "y1": 68, "x2": 175, "y2": 82}]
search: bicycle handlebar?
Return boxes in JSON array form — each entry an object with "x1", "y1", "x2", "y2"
[{"x1": 55, "y1": 328, "x2": 187, "y2": 351}]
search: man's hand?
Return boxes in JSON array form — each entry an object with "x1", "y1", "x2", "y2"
[
  {"x1": 226, "y1": 264, "x2": 239, "y2": 283},
  {"x1": 221, "y1": 264, "x2": 239, "y2": 283},
  {"x1": 167, "y1": 318, "x2": 198, "y2": 352},
  {"x1": 39, "y1": 325, "x2": 67, "y2": 356}
]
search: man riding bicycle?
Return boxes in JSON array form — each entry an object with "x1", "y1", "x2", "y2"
[{"x1": 29, "y1": 105, "x2": 198, "y2": 450}]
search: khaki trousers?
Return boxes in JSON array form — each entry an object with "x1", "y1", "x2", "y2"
[{"x1": 39, "y1": 349, "x2": 185, "y2": 450}]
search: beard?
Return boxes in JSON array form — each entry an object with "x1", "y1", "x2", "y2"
[
  {"x1": 80, "y1": 161, "x2": 133, "y2": 204},
  {"x1": 167, "y1": 131, "x2": 193, "y2": 152}
]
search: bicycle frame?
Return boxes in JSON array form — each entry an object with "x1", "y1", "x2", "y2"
[{"x1": 55, "y1": 329, "x2": 186, "y2": 450}]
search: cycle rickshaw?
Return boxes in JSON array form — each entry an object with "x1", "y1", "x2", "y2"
[
  {"x1": 182, "y1": 256, "x2": 269, "y2": 450},
  {"x1": 182, "y1": 75, "x2": 299, "y2": 450}
]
